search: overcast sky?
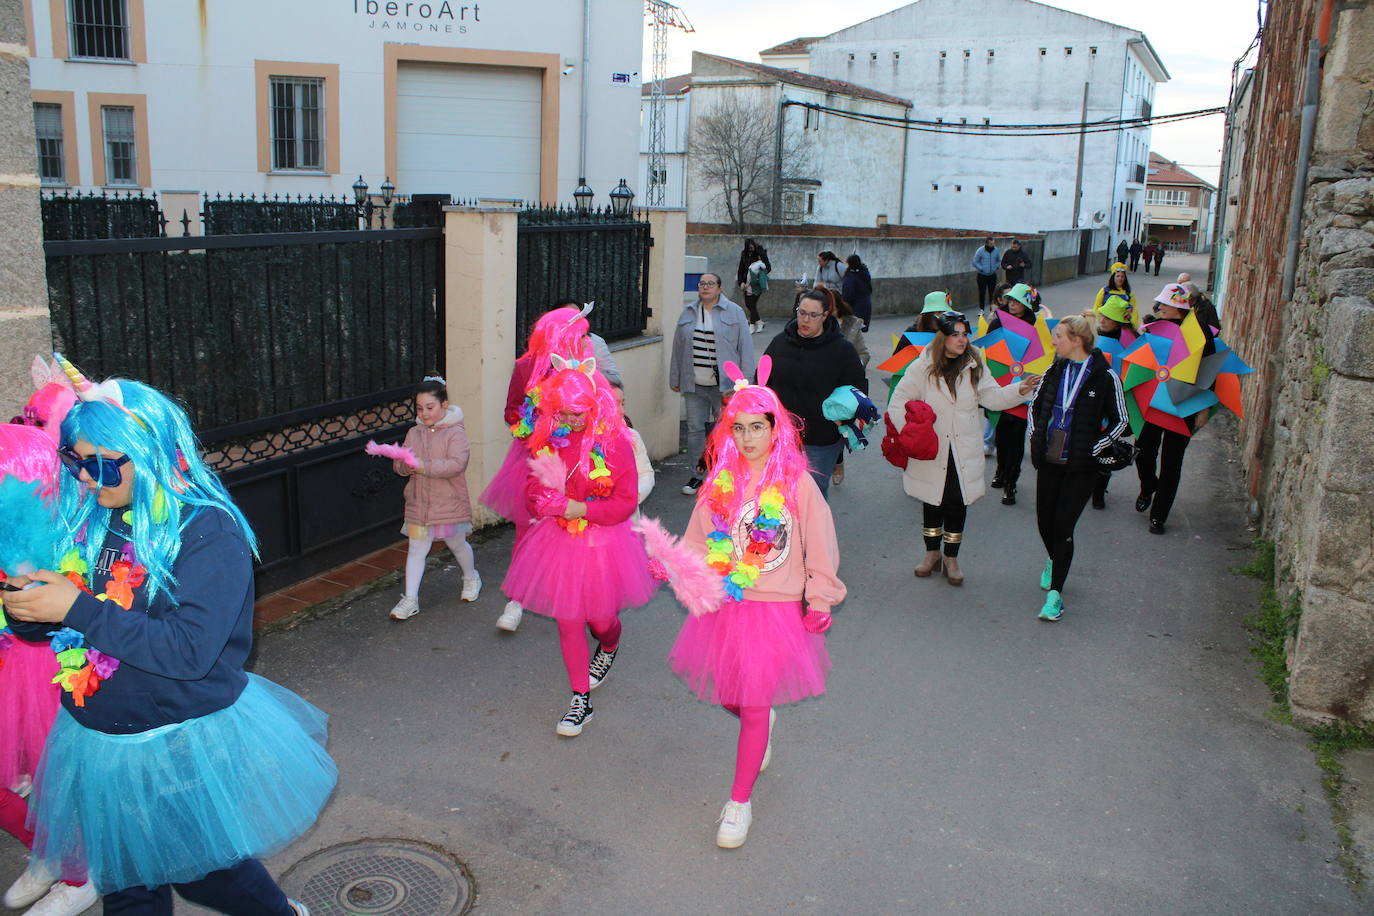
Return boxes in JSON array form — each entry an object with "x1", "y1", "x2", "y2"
[{"x1": 642, "y1": 0, "x2": 1264, "y2": 186}]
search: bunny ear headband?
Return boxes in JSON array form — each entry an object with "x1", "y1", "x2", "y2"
[
  {"x1": 722, "y1": 355, "x2": 772, "y2": 394},
  {"x1": 550, "y1": 353, "x2": 598, "y2": 375}
]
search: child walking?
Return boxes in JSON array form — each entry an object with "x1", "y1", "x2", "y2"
[
  {"x1": 668, "y1": 358, "x2": 844, "y2": 849},
  {"x1": 502, "y1": 357, "x2": 657, "y2": 737},
  {"x1": 390, "y1": 376, "x2": 480, "y2": 621}
]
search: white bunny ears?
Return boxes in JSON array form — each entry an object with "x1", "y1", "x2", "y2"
[
  {"x1": 723, "y1": 355, "x2": 771, "y2": 393},
  {"x1": 550, "y1": 353, "x2": 598, "y2": 375}
]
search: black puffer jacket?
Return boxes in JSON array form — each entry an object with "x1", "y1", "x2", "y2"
[
  {"x1": 763, "y1": 317, "x2": 867, "y2": 446},
  {"x1": 1028, "y1": 350, "x2": 1128, "y2": 471}
]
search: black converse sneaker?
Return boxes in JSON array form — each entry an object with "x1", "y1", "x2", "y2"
[
  {"x1": 588, "y1": 646, "x2": 618, "y2": 690},
  {"x1": 556, "y1": 692, "x2": 593, "y2": 737}
]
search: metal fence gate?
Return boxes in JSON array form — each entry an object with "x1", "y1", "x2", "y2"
[{"x1": 43, "y1": 227, "x2": 444, "y2": 594}]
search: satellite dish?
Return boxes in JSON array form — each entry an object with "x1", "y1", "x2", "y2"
[{"x1": 1092, "y1": 210, "x2": 1107, "y2": 224}]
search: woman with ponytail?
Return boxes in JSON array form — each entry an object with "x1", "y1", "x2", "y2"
[
  {"x1": 4, "y1": 359, "x2": 335, "y2": 915},
  {"x1": 667, "y1": 358, "x2": 844, "y2": 850}
]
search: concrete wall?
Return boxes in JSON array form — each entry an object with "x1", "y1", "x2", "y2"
[
  {"x1": 806, "y1": 0, "x2": 1159, "y2": 235},
  {"x1": 687, "y1": 232, "x2": 1047, "y2": 317},
  {"x1": 1039, "y1": 227, "x2": 1082, "y2": 284},
  {"x1": 0, "y1": 0, "x2": 52, "y2": 413},
  {"x1": 1223, "y1": 0, "x2": 1374, "y2": 726}
]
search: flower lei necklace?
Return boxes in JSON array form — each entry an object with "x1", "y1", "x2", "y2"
[
  {"x1": 544, "y1": 434, "x2": 612, "y2": 536},
  {"x1": 703, "y1": 471, "x2": 785, "y2": 601}
]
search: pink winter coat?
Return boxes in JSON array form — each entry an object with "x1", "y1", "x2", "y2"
[{"x1": 397, "y1": 406, "x2": 472, "y2": 526}]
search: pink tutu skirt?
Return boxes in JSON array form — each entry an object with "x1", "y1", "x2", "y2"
[
  {"x1": 478, "y1": 439, "x2": 531, "y2": 525},
  {"x1": 0, "y1": 637, "x2": 60, "y2": 788},
  {"x1": 669, "y1": 599, "x2": 831, "y2": 707},
  {"x1": 503, "y1": 518, "x2": 658, "y2": 621}
]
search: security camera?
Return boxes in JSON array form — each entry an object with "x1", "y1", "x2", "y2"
[{"x1": 562, "y1": 65, "x2": 575, "y2": 76}]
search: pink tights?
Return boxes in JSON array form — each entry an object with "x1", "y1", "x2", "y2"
[
  {"x1": 724, "y1": 705, "x2": 771, "y2": 803},
  {"x1": 556, "y1": 616, "x2": 622, "y2": 694},
  {"x1": 0, "y1": 790, "x2": 84, "y2": 887}
]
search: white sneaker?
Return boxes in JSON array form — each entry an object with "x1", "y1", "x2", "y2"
[
  {"x1": 388, "y1": 595, "x2": 420, "y2": 621},
  {"x1": 11, "y1": 774, "x2": 32, "y2": 798},
  {"x1": 716, "y1": 799, "x2": 752, "y2": 848},
  {"x1": 759, "y1": 708, "x2": 777, "y2": 772},
  {"x1": 4, "y1": 861, "x2": 54, "y2": 909},
  {"x1": 461, "y1": 574, "x2": 482, "y2": 602},
  {"x1": 756, "y1": 320, "x2": 766, "y2": 333},
  {"x1": 20, "y1": 880, "x2": 94, "y2": 916},
  {"x1": 496, "y1": 600, "x2": 523, "y2": 631}
]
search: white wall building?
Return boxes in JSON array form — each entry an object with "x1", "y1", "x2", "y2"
[
  {"x1": 802, "y1": 0, "x2": 1168, "y2": 234},
  {"x1": 25, "y1": 0, "x2": 644, "y2": 205},
  {"x1": 638, "y1": 73, "x2": 690, "y2": 209}
]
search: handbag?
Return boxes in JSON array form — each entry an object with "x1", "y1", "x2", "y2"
[{"x1": 1097, "y1": 438, "x2": 1136, "y2": 472}]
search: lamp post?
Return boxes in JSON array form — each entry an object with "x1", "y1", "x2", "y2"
[
  {"x1": 609, "y1": 178, "x2": 634, "y2": 217},
  {"x1": 573, "y1": 177, "x2": 594, "y2": 213},
  {"x1": 352, "y1": 175, "x2": 372, "y2": 228},
  {"x1": 380, "y1": 176, "x2": 395, "y2": 228}
]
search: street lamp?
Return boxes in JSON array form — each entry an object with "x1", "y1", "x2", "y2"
[
  {"x1": 609, "y1": 178, "x2": 635, "y2": 217},
  {"x1": 573, "y1": 177, "x2": 594, "y2": 213},
  {"x1": 352, "y1": 175, "x2": 369, "y2": 207},
  {"x1": 380, "y1": 176, "x2": 395, "y2": 206}
]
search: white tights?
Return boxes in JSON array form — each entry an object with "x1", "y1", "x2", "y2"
[{"x1": 404, "y1": 535, "x2": 476, "y2": 597}]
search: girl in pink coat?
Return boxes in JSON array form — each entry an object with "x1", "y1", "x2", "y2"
[{"x1": 388, "y1": 376, "x2": 480, "y2": 621}]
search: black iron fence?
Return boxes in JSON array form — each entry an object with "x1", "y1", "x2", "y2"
[
  {"x1": 40, "y1": 190, "x2": 164, "y2": 240},
  {"x1": 202, "y1": 193, "x2": 360, "y2": 234},
  {"x1": 516, "y1": 206, "x2": 652, "y2": 347}
]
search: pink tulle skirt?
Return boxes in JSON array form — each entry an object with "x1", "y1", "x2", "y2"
[
  {"x1": 478, "y1": 439, "x2": 531, "y2": 526},
  {"x1": 503, "y1": 518, "x2": 658, "y2": 621},
  {"x1": 0, "y1": 637, "x2": 60, "y2": 788},
  {"x1": 669, "y1": 599, "x2": 831, "y2": 707}
]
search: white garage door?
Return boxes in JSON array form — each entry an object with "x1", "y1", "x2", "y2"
[{"x1": 395, "y1": 61, "x2": 543, "y2": 202}]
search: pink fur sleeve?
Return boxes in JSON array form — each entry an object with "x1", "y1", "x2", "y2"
[
  {"x1": 632, "y1": 515, "x2": 725, "y2": 616},
  {"x1": 365, "y1": 440, "x2": 419, "y2": 468}
]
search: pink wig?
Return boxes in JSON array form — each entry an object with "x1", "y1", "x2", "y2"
[
  {"x1": 0, "y1": 423, "x2": 60, "y2": 499},
  {"x1": 526, "y1": 363, "x2": 624, "y2": 476},
  {"x1": 522, "y1": 307, "x2": 594, "y2": 392},
  {"x1": 701, "y1": 380, "x2": 808, "y2": 523}
]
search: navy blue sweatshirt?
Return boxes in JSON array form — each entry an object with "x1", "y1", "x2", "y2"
[{"x1": 11, "y1": 507, "x2": 254, "y2": 735}]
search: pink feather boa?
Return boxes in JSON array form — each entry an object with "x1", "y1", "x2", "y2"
[
  {"x1": 365, "y1": 440, "x2": 419, "y2": 468},
  {"x1": 632, "y1": 516, "x2": 725, "y2": 616},
  {"x1": 528, "y1": 450, "x2": 567, "y2": 493}
]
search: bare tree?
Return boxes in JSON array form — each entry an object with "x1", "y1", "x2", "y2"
[{"x1": 691, "y1": 93, "x2": 810, "y2": 231}]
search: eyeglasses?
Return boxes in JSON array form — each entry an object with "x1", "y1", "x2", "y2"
[
  {"x1": 796, "y1": 308, "x2": 825, "y2": 320},
  {"x1": 58, "y1": 448, "x2": 130, "y2": 487},
  {"x1": 697, "y1": 280, "x2": 720, "y2": 288}
]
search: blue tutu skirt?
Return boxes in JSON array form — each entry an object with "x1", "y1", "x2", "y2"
[{"x1": 29, "y1": 674, "x2": 337, "y2": 893}]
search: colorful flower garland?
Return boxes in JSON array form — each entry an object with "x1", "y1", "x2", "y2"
[
  {"x1": 511, "y1": 389, "x2": 539, "y2": 438},
  {"x1": 47, "y1": 542, "x2": 141, "y2": 707},
  {"x1": 553, "y1": 442, "x2": 612, "y2": 536},
  {"x1": 703, "y1": 472, "x2": 786, "y2": 601}
]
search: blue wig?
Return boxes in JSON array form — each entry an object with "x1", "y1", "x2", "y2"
[{"x1": 59, "y1": 380, "x2": 257, "y2": 602}]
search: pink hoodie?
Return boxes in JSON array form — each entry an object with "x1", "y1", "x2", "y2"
[{"x1": 397, "y1": 406, "x2": 471, "y2": 526}]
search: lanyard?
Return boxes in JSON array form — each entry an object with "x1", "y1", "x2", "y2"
[{"x1": 1057, "y1": 358, "x2": 1090, "y2": 411}]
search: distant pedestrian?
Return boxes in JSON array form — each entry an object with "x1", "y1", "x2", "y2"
[
  {"x1": 670, "y1": 273, "x2": 756, "y2": 496},
  {"x1": 1142, "y1": 242, "x2": 1157, "y2": 274},
  {"x1": 985, "y1": 283, "x2": 1044, "y2": 506},
  {"x1": 762, "y1": 289, "x2": 867, "y2": 499},
  {"x1": 1002, "y1": 239, "x2": 1032, "y2": 285},
  {"x1": 972, "y1": 237, "x2": 1001, "y2": 311},
  {"x1": 1116, "y1": 239, "x2": 1130, "y2": 265},
  {"x1": 736, "y1": 239, "x2": 772, "y2": 335},
  {"x1": 1152, "y1": 243, "x2": 1166, "y2": 276},
  {"x1": 814, "y1": 251, "x2": 846, "y2": 289},
  {"x1": 1027, "y1": 311, "x2": 1128, "y2": 622},
  {"x1": 841, "y1": 254, "x2": 874, "y2": 332},
  {"x1": 886, "y1": 309, "x2": 1039, "y2": 586},
  {"x1": 1129, "y1": 238, "x2": 1143, "y2": 272}
]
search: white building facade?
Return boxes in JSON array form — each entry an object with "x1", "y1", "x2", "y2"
[
  {"x1": 803, "y1": 0, "x2": 1168, "y2": 234},
  {"x1": 25, "y1": 0, "x2": 644, "y2": 205},
  {"x1": 637, "y1": 74, "x2": 690, "y2": 209}
]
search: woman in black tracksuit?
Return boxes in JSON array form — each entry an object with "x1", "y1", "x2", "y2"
[{"x1": 1028, "y1": 311, "x2": 1128, "y2": 622}]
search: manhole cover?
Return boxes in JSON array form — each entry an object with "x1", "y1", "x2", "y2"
[{"x1": 282, "y1": 838, "x2": 473, "y2": 916}]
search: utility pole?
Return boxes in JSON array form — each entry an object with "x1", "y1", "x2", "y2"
[
  {"x1": 1071, "y1": 81, "x2": 1089, "y2": 228},
  {"x1": 771, "y1": 96, "x2": 787, "y2": 224}
]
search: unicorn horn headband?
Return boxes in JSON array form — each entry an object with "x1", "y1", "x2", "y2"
[
  {"x1": 54, "y1": 352, "x2": 148, "y2": 427},
  {"x1": 567, "y1": 301, "x2": 595, "y2": 325}
]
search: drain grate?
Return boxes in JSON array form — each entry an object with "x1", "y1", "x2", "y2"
[{"x1": 282, "y1": 838, "x2": 473, "y2": 916}]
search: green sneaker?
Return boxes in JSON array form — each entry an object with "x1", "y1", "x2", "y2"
[
  {"x1": 1040, "y1": 558, "x2": 1053, "y2": 591},
  {"x1": 1038, "y1": 590, "x2": 1064, "y2": 621}
]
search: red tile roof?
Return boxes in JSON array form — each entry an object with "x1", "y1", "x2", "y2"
[
  {"x1": 640, "y1": 73, "x2": 692, "y2": 97},
  {"x1": 1147, "y1": 152, "x2": 1215, "y2": 189},
  {"x1": 760, "y1": 36, "x2": 823, "y2": 56},
  {"x1": 696, "y1": 53, "x2": 912, "y2": 107}
]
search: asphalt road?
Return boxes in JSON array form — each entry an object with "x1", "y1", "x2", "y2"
[{"x1": 10, "y1": 255, "x2": 1364, "y2": 914}]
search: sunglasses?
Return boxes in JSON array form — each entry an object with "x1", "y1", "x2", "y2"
[
  {"x1": 58, "y1": 448, "x2": 131, "y2": 487},
  {"x1": 936, "y1": 310, "x2": 970, "y2": 336}
]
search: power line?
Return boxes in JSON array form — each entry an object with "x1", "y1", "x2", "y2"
[{"x1": 783, "y1": 101, "x2": 1225, "y2": 138}]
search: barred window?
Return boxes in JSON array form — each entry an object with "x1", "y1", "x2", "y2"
[
  {"x1": 33, "y1": 103, "x2": 66, "y2": 185},
  {"x1": 69, "y1": 0, "x2": 129, "y2": 60},
  {"x1": 102, "y1": 105, "x2": 137, "y2": 185},
  {"x1": 270, "y1": 77, "x2": 324, "y2": 171},
  {"x1": 1146, "y1": 188, "x2": 1188, "y2": 206}
]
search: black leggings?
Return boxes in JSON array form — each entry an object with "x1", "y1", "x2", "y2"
[
  {"x1": 922, "y1": 453, "x2": 967, "y2": 557},
  {"x1": 994, "y1": 414, "x2": 1027, "y2": 487},
  {"x1": 744, "y1": 294, "x2": 761, "y2": 323},
  {"x1": 1135, "y1": 423, "x2": 1191, "y2": 523},
  {"x1": 1035, "y1": 464, "x2": 1099, "y2": 592}
]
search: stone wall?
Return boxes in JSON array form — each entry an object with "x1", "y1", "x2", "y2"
[
  {"x1": 0, "y1": 0, "x2": 52, "y2": 411},
  {"x1": 1224, "y1": 0, "x2": 1374, "y2": 725}
]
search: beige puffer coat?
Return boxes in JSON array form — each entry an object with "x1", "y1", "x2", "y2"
[
  {"x1": 398, "y1": 405, "x2": 472, "y2": 526},
  {"x1": 885, "y1": 348, "x2": 1028, "y2": 505}
]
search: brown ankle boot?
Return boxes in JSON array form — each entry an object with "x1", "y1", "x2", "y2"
[
  {"x1": 943, "y1": 556, "x2": 964, "y2": 586},
  {"x1": 914, "y1": 550, "x2": 942, "y2": 577}
]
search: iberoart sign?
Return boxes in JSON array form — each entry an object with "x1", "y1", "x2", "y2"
[{"x1": 354, "y1": 0, "x2": 481, "y2": 34}]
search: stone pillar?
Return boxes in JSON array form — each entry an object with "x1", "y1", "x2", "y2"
[
  {"x1": 442, "y1": 206, "x2": 518, "y2": 528},
  {"x1": 0, "y1": 0, "x2": 52, "y2": 412},
  {"x1": 623, "y1": 207, "x2": 686, "y2": 462}
]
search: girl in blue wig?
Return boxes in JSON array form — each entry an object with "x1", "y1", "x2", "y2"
[{"x1": 5, "y1": 360, "x2": 335, "y2": 915}]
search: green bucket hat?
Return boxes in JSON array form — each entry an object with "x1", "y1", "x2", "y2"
[
  {"x1": 1097, "y1": 296, "x2": 1133, "y2": 324},
  {"x1": 921, "y1": 291, "x2": 953, "y2": 314},
  {"x1": 1005, "y1": 283, "x2": 1035, "y2": 308}
]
